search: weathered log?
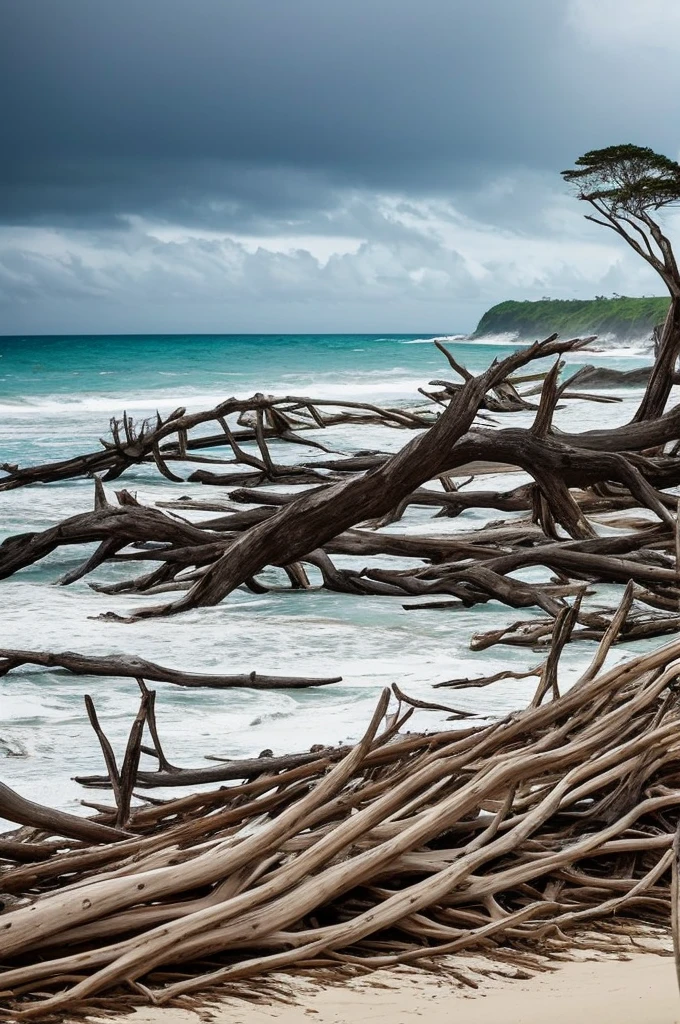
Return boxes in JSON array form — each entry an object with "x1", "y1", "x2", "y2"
[
  {"x1": 0, "y1": 649, "x2": 342, "y2": 689},
  {"x1": 0, "y1": 782, "x2": 129, "y2": 844},
  {"x1": 0, "y1": 502, "x2": 210, "y2": 581},
  {"x1": 0, "y1": 838, "x2": 64, "y2": 863},
  {"x1": 566, "y1": 364, "x2": 652, "y2": 388},
  {"x1": 75, "y1": 746, "x2": 354, "y2": 789}
]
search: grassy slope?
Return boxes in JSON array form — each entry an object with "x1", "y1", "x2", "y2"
[{"x1": 472, "y1": 297, "x2": 670, "y2": 340}]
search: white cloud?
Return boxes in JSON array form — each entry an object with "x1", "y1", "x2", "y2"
[
  {"x1": 0, "y1": 180, "x2": 670, "y2": 335},
  {"x1": 130, "y1": 218, "x2": 364, "y2": 266}
]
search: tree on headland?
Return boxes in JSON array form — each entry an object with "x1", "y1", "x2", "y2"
[{"x1": 562, "y1": 144, "x2": 680, "y2": 421}]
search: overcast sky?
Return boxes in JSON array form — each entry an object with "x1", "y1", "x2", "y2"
[{"x1": 2, "y1": 0, "x2": 680, "y2": 335}]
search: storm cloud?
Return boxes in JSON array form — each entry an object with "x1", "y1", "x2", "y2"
[{"x1": 2, "y1": 0, "x2": 679, "y2": 332}]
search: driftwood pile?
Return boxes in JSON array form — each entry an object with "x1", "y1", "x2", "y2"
[
  {"x1": 1, "y1": 610, "x2": 680, "y2": 1019},
  {"x1": 0, "y1": 332, "x2": 679, "y2": 655}
]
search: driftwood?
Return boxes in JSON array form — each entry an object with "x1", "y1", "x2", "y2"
[
  {"x1": 567, "y1": 364, "x2": 652, "y2": 388},
  {"x1": 0, "y1": 394, "x2": 437, "y2": 492},
  {"x1": 0, "y1": 783, "x2": 129, "y2": 845},
  {"x1": 1, "y1": 359, "x2": 600, "y2": 495},
  {"x1": 0, "y1": 650, "x2": 341, "y2": 690},
  {"x1": 119, "y1": 337, "x2": 600, "y2": 615},
  {"x1": 0, "y1": 332, "x2": 677, "y2": 665},
  {"x1": 2, "y1": 620, "x2": 680, "y2": 1019}
]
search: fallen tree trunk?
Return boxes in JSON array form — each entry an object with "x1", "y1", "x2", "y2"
[
  {"x1": 0, "y1": 650, "x2": 342, "y2": 690},
  {"x1": 560, "y1": 363, "x2": 652, "y2": 388},
  {"x1": 0, "y1": 782, "x2": 129, "y2": 844}
]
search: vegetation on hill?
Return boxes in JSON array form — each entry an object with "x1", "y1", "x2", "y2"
[{"x1": 472, "y1": 296, "x2": 669, "y2": 341}]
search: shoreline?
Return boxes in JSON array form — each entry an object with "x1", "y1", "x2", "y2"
[{"x1": 115, "y1": 949, "x2": 678, "y2": 1024}]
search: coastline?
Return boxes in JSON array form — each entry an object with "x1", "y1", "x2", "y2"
[
  {"x1": 115, "y1": 949, "x2": 678, "y2": 1024},
  {"x1": 471, "y1": 296, "x2": 669, "y2": 342}
]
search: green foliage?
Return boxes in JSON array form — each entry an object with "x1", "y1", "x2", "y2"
[
  {"x1": 471, "y1": 297, "x2": 670, "y2": 341},
  {"x1": 562, "y1": 144, "x2": 680, "y2": 213}
]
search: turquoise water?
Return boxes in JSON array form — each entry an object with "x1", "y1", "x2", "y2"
[
  {"x1": 0, "y1": 331, "x2": 649, "y2": 408},
  {"x1": 0, "y1": 333, "x2": 460, "y2": 403}
]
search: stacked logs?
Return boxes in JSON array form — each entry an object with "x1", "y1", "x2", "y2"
[{"x1": 1, "y1": 610, "x2": 680, "y2": 1019}]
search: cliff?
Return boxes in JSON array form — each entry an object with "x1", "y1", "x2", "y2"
[{"x1": 472, "y1": 297, "x2": 669, "y2": 341}]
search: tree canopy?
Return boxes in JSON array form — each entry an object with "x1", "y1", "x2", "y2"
[
  {"x1": 562, "y1": 145, "x2": 680, "y2": 301},
  {"x1": 562, "y1": 144, "x2": 680, "y2": 214}
]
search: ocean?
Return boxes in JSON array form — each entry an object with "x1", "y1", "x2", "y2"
[{"x1": 0, "y1": 331, "x2": 657, "y2": 818}]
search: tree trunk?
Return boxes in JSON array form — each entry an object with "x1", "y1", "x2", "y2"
[{"x1": 634, "y1": 294, "x2": 680, "y2": 422}]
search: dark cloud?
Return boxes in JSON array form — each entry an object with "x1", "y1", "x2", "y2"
[{"x1": 0, "y1": 0, "x2": 608, "y2": 226}]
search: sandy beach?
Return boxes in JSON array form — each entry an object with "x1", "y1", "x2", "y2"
[{"x1": 115, "y1": 952, "x2": 678, "y2": 1024}]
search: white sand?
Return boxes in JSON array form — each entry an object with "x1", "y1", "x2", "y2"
[{"x1": 119, "y1": 952, "x2": 679, "y2": 1024}]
